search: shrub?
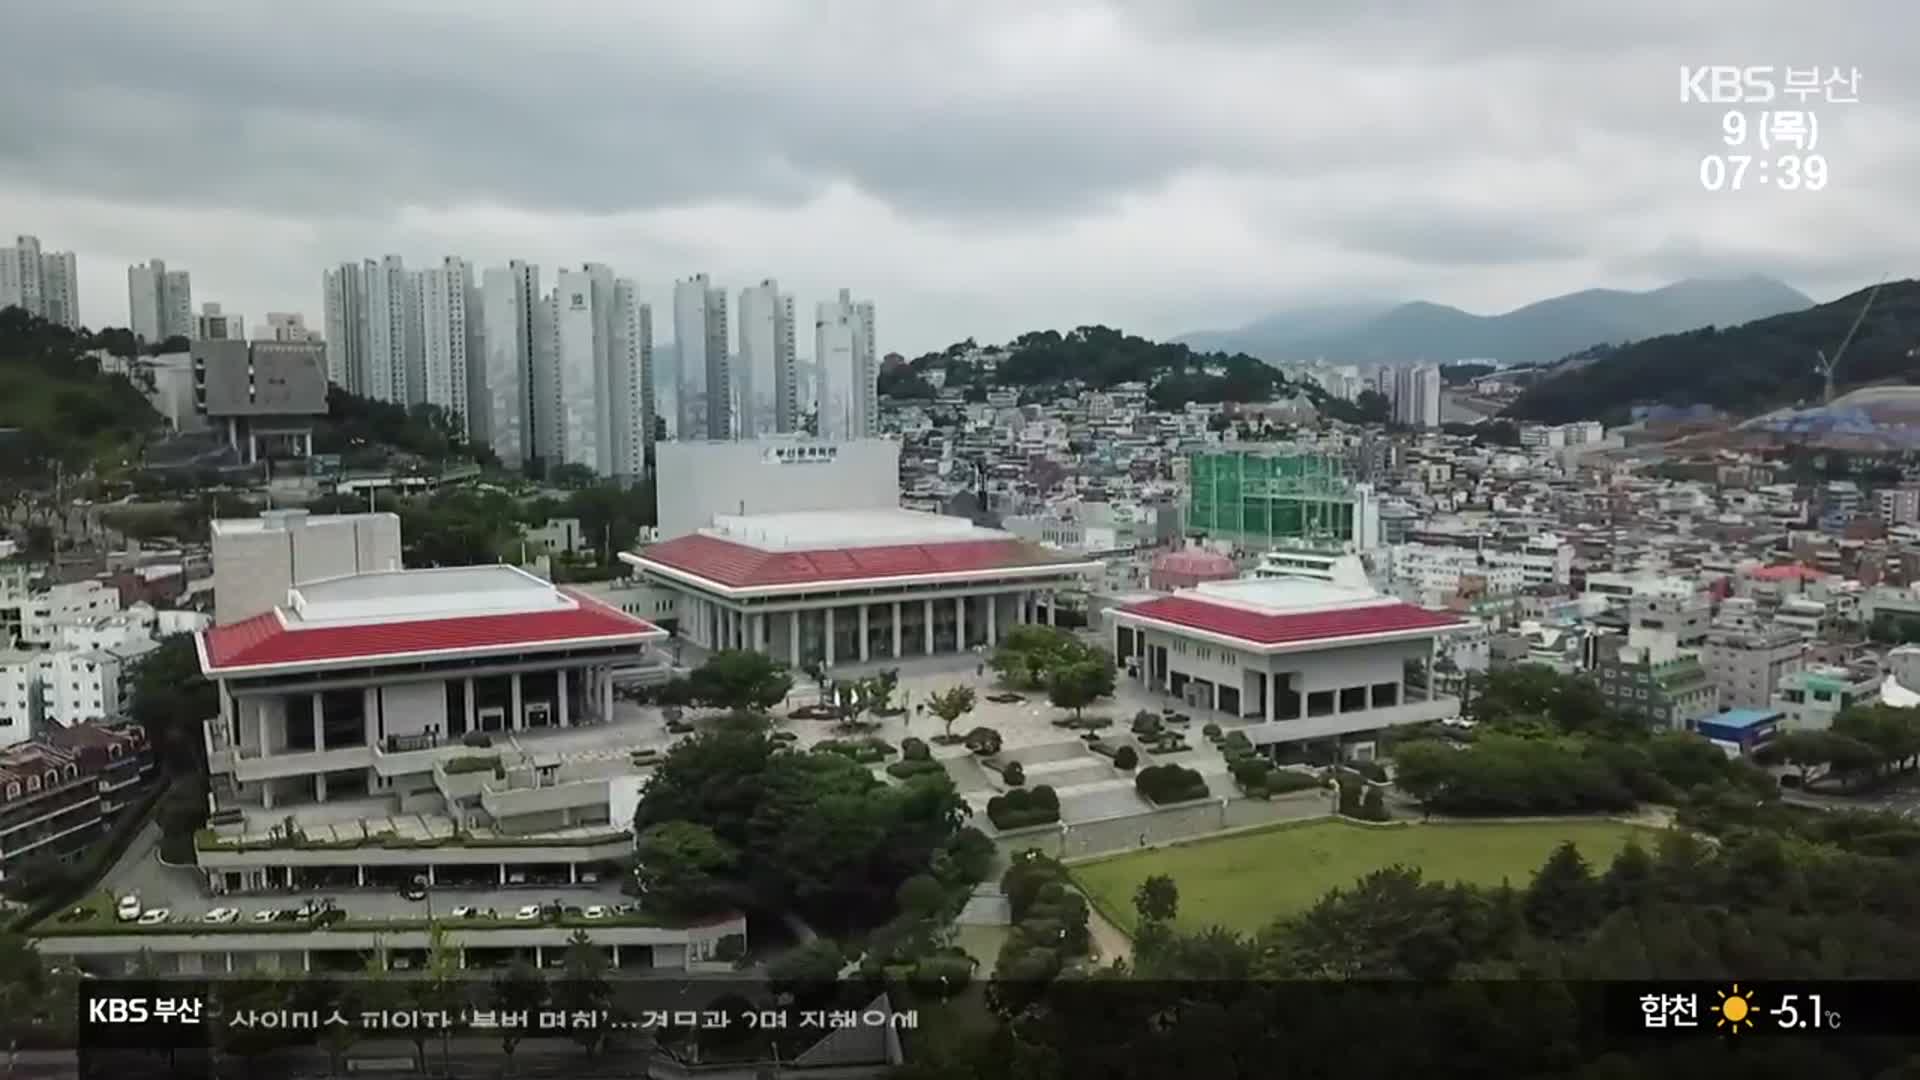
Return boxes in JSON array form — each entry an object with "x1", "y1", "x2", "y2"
[
  {"x1": 1132, "y1": 710, "x2": 1161, "y2": 735},
  {"x1": 964, "y1": 726, "x2": 1004, "y2": 756},
  {"x1": 1202, "y1": 722, "x2": 1222, "y2": 738},
  {"x1": 1113, "y1": 745, "x2": 1139, "y2": 771},
  {"x1": 1266, "y1": 769, "x2": 1322, "y2": 794},
  {"x1": 901, "y1": 736, "x2": 931, "y2": 761},
  {"x1": 1350, "y1": 759, "x2": 1389, "y2": 783},
  {"x1": 1223, "y1": 730, "x2": 1252, "y2": 753},
  {"x1": 442, "y1": 755, "x2": 500, "y2": 775},
  {"x1": 1002, "y1": 761, "x2": 1026, "y2": 787},
  {"x1": 814, "y1": 737, "x2": 896, "y2": 763},
  {"x1": 1360, "y1": 785, "x2": 1389, "y2": 821},
  {"x1": 461, "y1": 731, "x2": 493, "y2": 748},
  {"x1": 1135, "y1": 764, "x2": 1210, "y2": 805},
  {"x1": 1229, "y1": 757, "x2": 1270, "y2": 789},
  {"x1": 714, "y1": 934, "x2": 748, "y2": 963},
  {"x1": 886, "y1": 759, "x2": 948, "y2": 780},
  {"x1": 910, "y1": 953, "x2": 974, "y2": 996},
  {"x1": 987, "y1": 786, "x2": 1062, "y2": 829}
]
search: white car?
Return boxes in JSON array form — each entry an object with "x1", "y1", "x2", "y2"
[
  {"x1": 514, "y1": 904, "x2": 542, "y2": 922},
  {"x1": 448, "y1": 905, "x2": 478, "y2": 919},
  {"x1": 116, "y1": 895, "x2": 142, "y2": 922},
  {"x1": 582, "y1": 905, "x2": 609, "y2": 920},
  {"x1": 250, "y1": 910, "x2": 280, "y2": 923},
  {"x1": 137, "y1": 909, "x2": 172, "y2": 926},
  {"x1": 201, "y1": 907, "x2": 239, "y2": 925}
]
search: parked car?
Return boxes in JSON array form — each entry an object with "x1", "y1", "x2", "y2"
[
  {"x1": 116, "y1": 896, "x2": 141, "y2": 922},
  {"x1": 137, "y1": 909, "x2": 171, "y2": 926},
  {"x1": 250, "y1": 910, "x2": 280, "y2": 923},
  {"x1": 448, "y1": 905, "x2": 478, "y2": 919},
  {"x1": 514, "y1": 904, "x2": 541, "y2": 922},
  {"x1": 583, "y1": 905, "x2": 609, "y2": 920},
  {"x1": 201, "y1": 907, "x2": 239, "y2": 924}
]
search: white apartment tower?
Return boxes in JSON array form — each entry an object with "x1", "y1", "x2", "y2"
[
  {"x1": 612, "y1": 279, "x2": 654, "y2": 480},
  {"x1": 1, "y1": 236, "x2": 81, "y2": 328},
  {"x1": 364, "y1": 255, "x2": 417, "y2": 405},
  {"x1": 128, "y1": 259, "x2": 194, "y2": 343},
  {"x1": 815, "y1": 288, "x2": 877, "y2": 440},
  {"x1": 672, "y1": 273, "x2": 729, "y2": 441},
  {"x1": 548, "y1": 266, "x2": 615, "y2": 472},
  {"x1": 737, "y1": 280, "x2": 798, "y2": 438},
  {"x1": 478, "y1": 262, "x2": 543, "y2": 467},
  {"x1": 418, "y1": 256, "x2": 483, "y2": 434},
  {"x1": 194, "y1": 302, "x2": 244, "y2": 341},
  {"x1": 254, "y1": 312, "x2": 312, "y2": 342},
  {"x1": 1392, "y1": 364, "x2": 1442, "y2": 429},
  {"x1": 322, "y1": 262, "x2": 370, "y2": 394}
]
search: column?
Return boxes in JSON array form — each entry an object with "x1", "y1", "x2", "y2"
[
  {"x1": 257, "y1": 702, "x2": 270, "y2": 759},
  {"x1": 499, "y1": 864, "x2": 508, "y2": 886},
  {"x1": 955, "y1": 596, "x2": 967, "y2": 651},
  {"x1": 612, "y1": 945, "x2": 621, "y2": 968},
  {"x1": 858, "y1": 605, "x2": 871, "y2": 662},
  {"x1": 789, "y1": 610, "x2": 801, "y2": 667},
  {"x1": 892, "y1": 602, "x2": 904, "y2": 659},
  {"x1": 1210, "y1": 681, "x2": 1220, "y2": 714},
  {"x1": 311, "y1": 692, "x2": 324, "y2": 751},
  {"x1": 1266, "y1": 672, "x2": 1277, "y2": 723},
  {"x1": 510, "y1": 674, "x2": 523, "y2": 730},
  {"x1": 425, "y1": 865, "x2": 436, "y2": 886},
  {"x1": 1047, "y1": 592, "x2": 1057, "y2": 626},
  {"x1": 601, "y1": 667, "x2": 614, "y2": 722},
  {"x1": 824, "y1": 608, "x2": 836, "y2": 667},
  {"x1": 1429, "y1": 636, "x2": 1440, "y2": 704},
  {"x1": 569, "y1": 863, "x2": 579, "y2": 884},
  {"x1": 924, "y1": 598, "x2": 935, "y2": 655},
  {"x1": 753, "y1": 613, "x2": 766, "y2": 653},
  {"x1": 356, "y1": 866, "x2": 366, "y2": 887},
  {"x1": 557, "y1": 669, "x2": 569, "y2": 727},
  {"x1": 986, "y1": 594, "x2": 998, "y2": 647},
  {"x1": 463, "y1": 677, "x2": 476, "y2": 735},
  {"x1": 315, "y1": 773, "x2": 328, "y2": 802},
  {"x1": 364, "y1": 687, "x2": 379, "y2": 747}
]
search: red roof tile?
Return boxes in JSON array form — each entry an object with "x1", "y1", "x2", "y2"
[
  {"x1": 1120, "y1": 595, "x2": 1461, "y2": 646},
  {"x1": 200, "y1": 588, "x2": 663, "y2": 673},
  {"x1": 637, "y1": 532, "x2": 1076, "y2": 589}
]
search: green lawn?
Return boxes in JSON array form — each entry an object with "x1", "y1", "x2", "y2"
[{"x1": 1072, "y1": 819, "x2": 1657, "y2": 937}]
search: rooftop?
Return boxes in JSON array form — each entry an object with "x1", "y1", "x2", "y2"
[
  {"x1": 1710, "y1": 708, "x2": 1784, "y2": 730},
  {"x1": 199, "y1": 573, "x2": 664, "y2": 676},
  {"x1": 708, "y1": 508, "x2": 1000, "y2": 550},
  {"x1": 1118, "y1": 577, "x2": 1463, "y2": 649},
  {"x1": 211, "y1": 509, "x2": 393, "y2": 537}
]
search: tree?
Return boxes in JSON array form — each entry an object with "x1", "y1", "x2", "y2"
[
  {"x1": 927, "y1": 685, "x2": 977, "y2": 739},
  {"x1": 992, "y1": 625, "x2": 1105, "y2": 691},
  {"x1": 557, "y1": 930, "x2": 612, "y2": 1057},
  {"x1": 686, "y1": 650, "x2": 793, "y2": 712},
  {"x1": 1047, "y1": 659, "x2": 1115, "y2": 720},
  {"x1": 768, "y1": 939, "x2": 845, "y2": 1008},
  {"x1": 1524, "y1": 842, "x2": 1602, "y2": 941},
  {"x1": 128, "y1": 635, "x2": 218, "y2": 773},
  {"x1": 897, "y1": 873, "x2": 949, "y2": 920},
  {"x1": 634, "y1": 821, "x2": 739, "y2": 916},
  {"x1": 1133, "y1": 874, "x2": 1179, "y2": 925},
  {"x1": 491, "y1": 958, "x2": 547, "y2": 1072}
]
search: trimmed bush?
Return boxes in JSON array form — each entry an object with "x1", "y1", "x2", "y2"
[
  {"x1": 1266, "y1": 769, "x2": 1322, "y2": 794},
  {"x1": 1202, "y1": 722, "x2": 1222, "y2": 738},
  {"x1": 814, "y1": 737, "x2": 896, "y2": 763},
  {"x1": 1229, "y1": 757, "x2": 1270, "y2": 789},
  {"x1": 461, "y1": 731, "x2": 493, "y2": 748},
  {"x1": 1360, "y1": 785, "x2": 1389, "y2": 821},
  {"x1": 886, "y1": 759, "x2": 948, "y2": 780},
  {"x1": 901, "y1": 736, "x2": 931, "y2": 761},
  {"x1": 964, "y1": 726, "x2": 1004, "y2": 756},
  {"x1": 1002, "y1": 761, "x2": 1026, "y2": 787},
  {"x1": 442, "y1": 755, "x2": 500, "y2": 775},
  {"x1": 1223, "y1": 730, "x2": 1252, "y2": 753},
  {"x1": 1132, "y1": 710, "x2": 1161, "y2": 735},
  {"x1": 1135, "y1": 764, "x2": 1210, "y2": 805},
  {"x1": 1113, "y1": 745, "x2": 1139, "y2": 771},
  {"x1": 1351, "y1": 759, "x2": 1389, "y2": 783},
  {"x1": 988, "y1": 785, "x2": 1062, "y2": 829}
]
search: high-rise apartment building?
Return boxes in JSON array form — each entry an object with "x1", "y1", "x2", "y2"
[
  {"x1": 478, "y1": 262, "x2": 543, "y2": 467},
  {"x1": 545, "y1": 265, "x2": 651, "y2": 479},
  {"x1": 612, "y1": 279, "x2": 654, "y2": 480},
  {"x1": 322, "y1": 263, "x2": 369, "y2": 394},
  {"x1": 418, "y1": 256, "x2": 483, "y2": 434},
  {"x1": 194, "y1": 302, "x2": 244, "y2": 341},
  {"x1": 128, "y1": 259, "x2": 194, "y2": 343},
  {"x1": 364, "y1": 255, "x2": 417, "y2": 405},
  {"x1": 814, "y1": 288, "x2": 876, "y2": 440},
  {"x1": 0, "y1": 236, "x2": 81, "y2": 328},
  {"x1": 672, "y1": 274, "x2": 728, "y2": 440},
  {"x1": 737, "y1": 280, "x2": 798, "y2": 438},
  {"x1": 1392, "y1": 364, "x2": 1442, "y2": 429}
]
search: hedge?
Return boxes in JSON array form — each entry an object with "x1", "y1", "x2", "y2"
[
  {"x1": 1002, "y1": 761, "x2": 1026, "y2": 787},
  {"x1": 901, "y1": 737, "x2": 931, "y2": 762},
  {"x1": 987, "y1": 785, "x2": 1061, "y2": 830},
  {"x1": 813, "y1": 738, "x2": 896, "y2": 763},
  {"x1": 1135, "y1": 764, "x2": 1209, "y2": 805},
  {"x1": 1113, "y1": 746, "x2": 1139, "y2": 771},
  {"x1": 1131, "y1": 711, "x2": 1162, "y2": 736},
  {"x1": 886, "y1": 759, "x2": 948, "y2": 780},
  {"x1": 442, "y1": 755, "x2": 501, "y2": 775},
  {"x1": 964, "y1": 727, "x2": 1003, "y2": 756}
]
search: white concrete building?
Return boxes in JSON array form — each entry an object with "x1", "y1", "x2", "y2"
[
  {"x1": 321, "y1": 262, "x2": 369, "y2": 395},
  {"x1": 1, "y1": 236, "x2": 80, "y2": 327},
  {"x1": 1392, "y1": 364, "x2": 1442, "y2": 429},
  {"x1": 128, "y1": 259, "x2": 193, "y2": 343},
  {"x1": 627, "y1": 508, "x2": 1098, "y2": 665},
  {"x1": 253, "y1": 312, "x2": 312, "y2": 342},
  {"x1": 815, "y1": 289, "x2": 877, "y2": 440},
  {"x1": 194, "y1": 302, "x2": 244, "y2": 341},
  {"x1": 548, "y1": 266, "x2": 614, "y2": 473},
  {"x1": 0, "y1": 653, "x2": 35, "y2": 747},
  {"x1": 211, "y1": 510, "x2": 403, "y2": 627},
  {"x1": 365, "y1": 255, "x2": 417, "y2": 405},
  {"x1": 610, "y1": 278, "x2": 653, "y2": 480},
  {"x1": 672, "y1": 273, "x2": 728, "y2": 440},
  {"x1": 418, "y1": 256, "x2": 482, "y2": 434},
  {"x1": 1772, "y1": 665, "x2": 1881, "y2": 731},
  {"x1": 16, "y1": 581, "x2": 122, "y2": 646},
  {"x1": 478, "y1": 261, "x2": 543, "y2": 467},
  {"x1": 1111, "y1": 577, "x2": 1464, "y2": 751},
  {"x1": 653, "y1": 439, "x2": 902, "y2": 542},
  {"x1": 737, "y1": 280, "x2": 798, "y2": 439}
]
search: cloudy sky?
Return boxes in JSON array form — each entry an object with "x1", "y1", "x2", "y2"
[{"x1": 4, "y1": 1, "x2": 1914, "y2": 354}]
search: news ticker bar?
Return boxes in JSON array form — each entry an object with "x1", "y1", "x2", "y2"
[{"x1": 69, "y1": 979, "x2": 1920, "y2": 1052}]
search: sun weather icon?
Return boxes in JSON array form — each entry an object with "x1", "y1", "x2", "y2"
[{"x1": 1713, "y1": 984, "x2": 1756, "y2": 1033}]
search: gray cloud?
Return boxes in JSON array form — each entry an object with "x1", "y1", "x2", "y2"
[{"x1": 0, "y1": 0, "x2": 1912, "y2": 351}]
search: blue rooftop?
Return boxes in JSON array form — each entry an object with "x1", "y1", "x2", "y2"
[{"x1": 1711, "y1": 708, "x2": 1783, "y2": 730}]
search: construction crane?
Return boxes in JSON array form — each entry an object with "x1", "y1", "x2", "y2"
[{"x1": 1814, "y1": 275, "x2": 1888, "y2": 404}]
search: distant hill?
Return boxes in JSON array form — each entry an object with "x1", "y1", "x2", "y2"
[
  {"x1": 1179, "y1": 276, "x2": 1815, "y2": 365},
  {"x1": 1503, "y1": 279, "x2": 1920, "y2": 425},
  {"x1": 0, "y1": 306, "x2": 160, "y2": 480}
]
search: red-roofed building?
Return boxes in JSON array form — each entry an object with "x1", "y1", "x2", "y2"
[
  {"x1": 623, "y1": 509, "x2": 1099, "y2": 666},
  {"x1": 1112, "y1": 577, "x2": 1466, "y2": 751}
]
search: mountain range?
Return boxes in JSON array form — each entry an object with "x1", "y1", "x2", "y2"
[{"x1": 1177, "y1": 276, "x2": 1815, "y2": 366}]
